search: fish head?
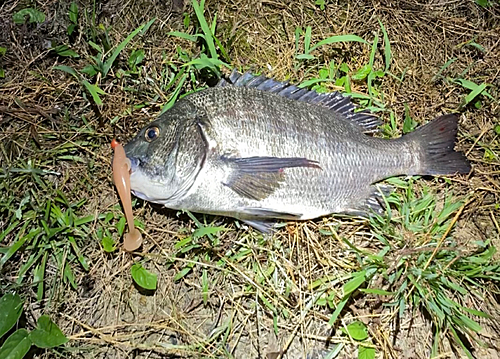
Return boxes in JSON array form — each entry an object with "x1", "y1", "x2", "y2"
[{"x1": 123, "y1": 101, "x2": 208, "y2": 205}]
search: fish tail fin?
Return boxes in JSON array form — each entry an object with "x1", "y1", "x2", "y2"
[{"x1": 405, "y1": 114, "x2": 471, "y2": 175}]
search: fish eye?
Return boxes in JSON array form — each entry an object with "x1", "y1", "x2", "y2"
[{"x1": 145, "y1": 126, "x2": 160, "y2": 142}]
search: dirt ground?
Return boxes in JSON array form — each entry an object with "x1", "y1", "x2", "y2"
[{"x1": 1, "y1": 0, "x2": 499, "y2": 358}]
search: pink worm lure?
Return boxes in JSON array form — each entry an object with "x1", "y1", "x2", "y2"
[{"x1": 111, "y1": 139, "x2": 142, "y2": 251}]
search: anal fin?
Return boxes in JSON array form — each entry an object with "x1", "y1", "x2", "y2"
[
  {"x1": 240, "y1": 219, "x2": 278, "y2": 234},
  {"x1": 344, "y1": 185, "x2": 393, "y2": 217}
]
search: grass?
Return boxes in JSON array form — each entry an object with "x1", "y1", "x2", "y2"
[{"x1": 0, "y1": 0, "x2": 499, "y2": 358}]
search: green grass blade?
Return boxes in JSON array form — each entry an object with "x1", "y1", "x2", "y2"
[
  {"x1": 192, "y1": 0, "x2": 218, "y2": 60},
  {"x1": 304, "y1": 26, "x2": 312, "y2": 53},
  {"x1": 160, "y1": 73, "x2": 187, "y2": 114},
  {"x1": 53, "y1": 65, "x2": 80, "y2": 81},
  {"x1": 309, "y1": 34, "x2": 367, "y2": 53},
  {"x1": 168, "y1": 31, "x2": 202, "y2": 42},
  {"x1": 464, "y1": 82, "x2": 486, "y2": 106},
  {"x1": 103, "y1": 19, "x2": 155, "y2": 76},
  {"x1": 0, "y1": 228, "x2": 41, "y2": 270},
  {"x1": 0, "y1": 220, "x2": 19, "y2": 243},
  {"x1": 81, "y1": 80, "x2": 104, "y2": 105},
  {"x1": 328, "y1": 296, "x2": 348, "y2": 326},
  {"x1": 378, "y1": 19, "x2": 391, "y2": 71}
]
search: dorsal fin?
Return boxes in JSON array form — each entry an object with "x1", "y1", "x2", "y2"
[{"x1": 217, "y1": 70, "x2": 381, "y2": 133}]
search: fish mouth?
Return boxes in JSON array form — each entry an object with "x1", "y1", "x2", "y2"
[{"x1": 127, "y1": 156, "x2": 140, "y2": 174}]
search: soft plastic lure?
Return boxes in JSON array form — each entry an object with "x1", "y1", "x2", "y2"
[{"x1": 111, "y1": 139, "x2": 142, "y2": 251}]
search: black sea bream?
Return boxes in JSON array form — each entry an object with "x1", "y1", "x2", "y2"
[{"x1": 123, "y1": 71, "x2": 471, "y2": 231}]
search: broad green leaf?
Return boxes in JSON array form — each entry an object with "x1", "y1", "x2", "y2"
[
  {"x1": 0, "y1": 294, "x2": 24, "y2": 338},
  {"x1": 358, "y1": 346, "x2": 376, "y2": 359},
  {"x1": 81, "y1": 65, "x2": 98, "y2": 77},
  {"x1": 0, "y1": 47, "x2": 6, "y2": 56},
  {"x1": 342, "y1": 321, "x2": 368, "y2": 341},
  {"x1": 52, "y1": 45, "x2": 79, "y2": 58},
  {"x1": 29, "y1": 315, "x2": 68, "y2": 348},
  {"x1": 67, "y1": 23, "x2": 76, "y2": 36},
  {"x1": 101, "y1": 236, "x2": 116, "y2": 252},
  {"x1": 309, "y1": 34, "x2": 368, "y2": 53},
  {"x1": 128, "y1": 49, "x2": 145, "y2": 68},
  {"x1": 13, "y1": 8, "x2": 46, "y2": 24},
  {"x1": 339, "y1": 63, "x2": 350, "y2": 73},
  {"x1": 352, "y1": 64, "x2": 372, "y2": 81},
  {"x1": 130, "y1": 263, "x2": 157, "y2": 290},
  {"x1": 116, "y1": 216, "x2": 126, "y2": 236},
  {"x1": 69, "y1": 2, "x2": 78, "y2": 24},
  {"x1": 0, "y1": 329, "x2": 31, "y2": 359}
]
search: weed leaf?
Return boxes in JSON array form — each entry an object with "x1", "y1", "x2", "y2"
[
  {"x1": 131, "y1": 263, "x2": 157, "y2": 290},
  {"x1": 69, "y1": 2, "x2": 78, "y2": 24},
  {"x1": 352, "y1": 64, "x2": 372, "y2": 81},
  {"x1": 103, "y1": 19, "x2": 155, "y2": 76},
  {"x1": 193, "y1": 226, "x2": 226, "y2": 239},
  {"x1": 29, "y1": 315, "x2": 68, "y2": 348},
  {"x1": 168, "y1": 31, "x2": 202, "y2": 42},
  {"x1": 358, "y1": 346, "x2": 376, "y2": 359},
  {"x1": 309, "y1": 34, "x2": 367, "y2": 53},
  {"x1": 101, "y1": 236, "x2": 116, "y2": 252},
  {"x1": 192, "y1": 0, "x2": 218, "y2": 60},
  {"x1": 13, "y1": 8, "x2": 46, "y2": 24},
  {"x1": 342, "y1": 321, "x2": 368, "y2": 341},
  {"x1": 81, "y1": 81, "x2": 105, "y2": 105},
  {"x1": 0, "y1": 329, "x2": 32, "y2": 359},
  {"x1": 0, "y1": 294, "x2": 24, "y2": 338},
  {"x1": 378, "y1": 20, "x2": 391, "y2": 71},
  {"x1": 343, "y1": 271, "x2": 366, "y2": 296},
  {"x1": 464, "y1": 82, "x2": 486, "y2": 106},
  {"x1": 53, "y1": 65, "x2": 80, "y2": 81}
]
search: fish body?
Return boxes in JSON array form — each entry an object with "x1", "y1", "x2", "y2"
[{"x1": 124, "y1": 71, "x2": 470, "y2": 231}]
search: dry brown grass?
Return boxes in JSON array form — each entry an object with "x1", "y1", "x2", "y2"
[{"x1": 1, "y1": 0, "x2": 499, "y2": 358}]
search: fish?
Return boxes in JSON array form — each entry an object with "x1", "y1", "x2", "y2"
[{"x1": 123, "y1": 70, "x2": 471, "y2": 232}]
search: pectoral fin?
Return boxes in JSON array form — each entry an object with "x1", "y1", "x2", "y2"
[{"x1": 222, "y1": 156, "x2": 321, "y2": 200}]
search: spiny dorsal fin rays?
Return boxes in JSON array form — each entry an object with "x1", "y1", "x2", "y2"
[{"x1": 217, "y1": 69, "x2": 382, "y2": 133}]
